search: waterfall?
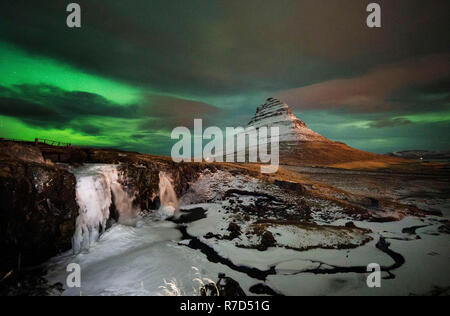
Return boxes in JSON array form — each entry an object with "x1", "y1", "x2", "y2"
[
  {"x1": 158, "y1": 171, "x2": 179, "y2": 218},
  {"x1": 72, "y1": 164, "x2": 139, "y2": 254}
]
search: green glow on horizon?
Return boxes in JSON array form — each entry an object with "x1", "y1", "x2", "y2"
[
  {"x1": 401, "y1": 112, "x2": 450, "y2": 124},
  {"x1": 0, "y1": 42, "x2": 143, "y2": 105},
  {"x1": 0, "y1": 116, "x2": 118, "y2": 146},
  {"x1": 0, "y1": 115, "x2": 175, "y2": 153}
]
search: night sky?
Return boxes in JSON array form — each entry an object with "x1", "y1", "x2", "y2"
[{"x1": 0, "y1": 0, "x2": 449, "y2": 155}]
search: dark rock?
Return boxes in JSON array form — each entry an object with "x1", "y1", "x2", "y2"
[
  {"x1": 201, "y1": 274, "x2": 246, "y2": 296},
  {"x1": 169, "y1": 207, "x2": 208, "y2": 224},
  {"x1": 227, "y1": 222, "x2": 241, "y2": 234},
  {"x1": 345, "y1": 221, "x2": 357, "y2": 228},
  {"x1": 108, "y1": 192, "x2": 120, "y2": 222},
  {"x1": 118, "y1": 161, "x2": 207, "y2": 212},
  {"x1": 273, "y1": 180, "x2": 306, "y2": 194},
  {"x1": 224, "y1": 189, "x2": 281, "y2": 201},
  {"x1": 0, "y1": 156, "x2": 79, "y2": 280},
  {"x1": 217, "y1": 276, "x2": 246, "y2": 296},
  {"x1": 367, "y1": 197, "x2": 380, "y2": 208},
  {"x1": 0, "y1": 266, "x2": 64, "y2": 296},
  {"x1": 402, "y1": 225, "x2": 428, "y2": 235},
  {"x1": 106, "y1": 194, "x2": 119, "y2": 230},
  {"x1": 258, "y1": 231, "x2": 276, "y2": 251},
  {"x1": 358, "y1": 197, "x2": 380, "y2": 208},
  {"x1": 0, "y1": 141, "x2": 80, "y2": 293},
  {"x1": 438, "y1": 222, "x2": 450, "y2": 234},
  {"x1": 204, "y1": 232, "x2": 216, "y2": 239},
  {"x1": 225, "y1": 222, "x2": 241, "y2": 240},
  {"x1": 425, "y1": 209, "x2": 443, "y2": 216},
  {"x1": 249, "y1": 283, "x2": 282, "y2": 296},
  {"x1": 148, "y1": 196, "x2": 161, "y2": 210}
]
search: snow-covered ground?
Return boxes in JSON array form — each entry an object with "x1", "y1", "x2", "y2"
[
  {"x1": 44, "y1": 168, "x2": 450, "y2": 296},
  {"x1": 266, "y1": 217, "x2": 450, "y2": 296},
  {"x1": 44, "y1": 204, "x2": 449, "y2": 296},
  {"x1": 45, "y1": 210, "x2": 274, "y2": 296}
]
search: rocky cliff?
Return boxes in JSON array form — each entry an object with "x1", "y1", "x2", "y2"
[{"x1": 0, "y1": 141, "x2": 79, "y2": 287}]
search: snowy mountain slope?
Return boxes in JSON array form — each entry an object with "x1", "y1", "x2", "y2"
[
  {"x1": 231, "y1": 98, "x2": 404, "y2": 166},
  {"x1": 246, "y1": 98, "x2": 329, "y2": 143}
]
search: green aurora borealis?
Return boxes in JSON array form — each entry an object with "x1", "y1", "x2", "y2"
[
  {"x1": 0, "y1": 1, "x2": 449, "y2": 155},
  {"x1": 0, "y1": 42, "x2": 151, "y2": 150}
]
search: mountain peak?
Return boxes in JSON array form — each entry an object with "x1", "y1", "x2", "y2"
[
  {"x1": 235, "y1": 97, "x2": 399, "y2": 166},
  {"x1": 249, "y1": 98, "x2": 303, "y2": 126},
  {"x1": 247, "y1": 98, "x2": 329, "y2": 143}
]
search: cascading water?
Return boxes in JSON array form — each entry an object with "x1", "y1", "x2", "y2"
[
  {"x1": 45, "y1": 167, "x2": 219, "y2": 296},
  {"x1": 45, "y1": 168, "x2": 216, "y2": 296},
  {"x1": 72, "y1": 164, "x2": 139, "y2": 254},
  {"x1": 158, "y1": 171, "x2": 179, "y2": 218}
]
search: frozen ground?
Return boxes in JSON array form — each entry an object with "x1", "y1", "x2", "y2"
[
  {"x1": 44, "y1": 169, "x2": 450, "y2": 296},
  {"x1": 45, "y1": 213, "x2": 259, "y2": 296}
]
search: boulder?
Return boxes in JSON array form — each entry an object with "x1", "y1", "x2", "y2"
[
  {"x1": 258, "y1": 231, "x2": 277, "y2": 251},
  {"x1": 225, "y1": 222, "x2": 241, "y2": 240},
  {"x1": 201, "y1": 274, "x2": 246, "y2": 296}
]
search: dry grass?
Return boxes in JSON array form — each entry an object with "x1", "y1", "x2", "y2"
[{"x1": 329, "y1": 160, "x2": 403, "y2": 170}]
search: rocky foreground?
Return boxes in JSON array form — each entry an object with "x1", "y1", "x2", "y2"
[
  {"x1": 0, "y1": 140, "x2": 206, "y2": 293},
  {"x1": 0, "y1": 139, "x2": 449, "y2": 295}
]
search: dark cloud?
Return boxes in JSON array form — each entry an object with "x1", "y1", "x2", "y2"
[
  {"x1": 0, "y1": 0, "x2": 448, "y2": 97},
  {"x1": 277, "y1": 55, "x2": 450, "y2": 113},
  {"x1": 413, "y1": 77, "x2": 450, "y2": 95},
  {"x1": 140, "y1": 95, "x2": 222, "y2": 131},
  {"x1": 0, "y1": 83, "x2": 222, "y2": 137},
  {"x1": 0, "y1": 84, "x2": 139, "y2": 129},
  {"x1": 386, "y1": 87, "x2": 450, "y2": 115},
  {"x1": 144, "y1": 96, "x2": 219, "y2": 118}
]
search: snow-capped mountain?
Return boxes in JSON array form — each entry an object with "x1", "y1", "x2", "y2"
[
  {"x1": 247, "y1": 98, "x2": 329, "y2": 143},
  {"x1": 236, "y1": 98, "x2": 401, "y2": 166}
]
